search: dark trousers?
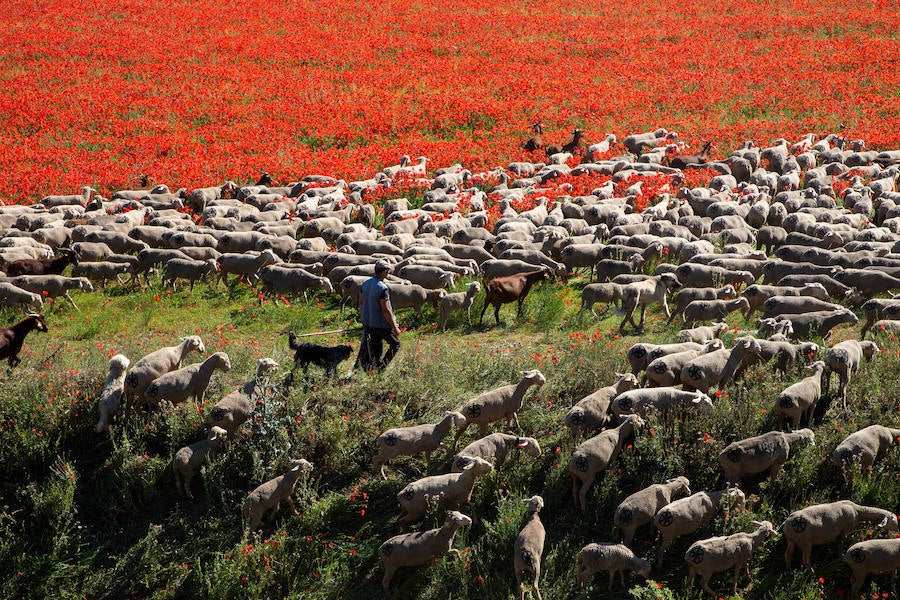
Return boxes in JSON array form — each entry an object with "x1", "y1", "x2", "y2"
[{"x1": 355, "y1": 327, "x2": 400, "y2": 372}]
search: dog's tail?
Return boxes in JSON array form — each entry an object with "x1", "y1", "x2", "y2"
[{"x1": 288, "y1": 330, "x2": 300, "y2": 351}]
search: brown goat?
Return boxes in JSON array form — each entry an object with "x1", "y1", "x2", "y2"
[
  {"x1": 546, "y1": 128, "x2": 585, "y2": 158},
  {"x1": 667, "y1": 141, "x2": 712, "y2": 169},
  {"x1": 0, "y1": 313, "x2": 48, "y2": 369},
  {"x1": 523, "y1": 122, "x2": 543, "y2": 152},
  {"x1": 479, "y1": 269, "x2": 550, "y2": 325},
  {"x1": 6, "y1": 251, "x2": 78, "y2": 277}
]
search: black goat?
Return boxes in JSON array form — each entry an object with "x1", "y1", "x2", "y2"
[
  {"x1": 5, "y1": 251, "x2": 77, "y2": 277},
  {"x1": 0, "y1": 313, "x2": 48, "y2": 369}
]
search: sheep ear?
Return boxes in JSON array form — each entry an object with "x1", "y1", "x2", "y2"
[
  {"x1": 462, "y1": 461, "x2": 475, "y2": 471},
  {"x1": 517, "y1": 440, "x2": 529, "y2": 449},
  {"x1": 692, "y1": 395, "x2": 702, "y2": 404},
  {"x1": 751, "y1": 520, "x2": 763, "y2": 526},
  {"x1": 878, "y1": 516, "x2": 889, "y2": 528},
  {"x1": 290, "y1": 463, "x2": 302, "y2": 472}
]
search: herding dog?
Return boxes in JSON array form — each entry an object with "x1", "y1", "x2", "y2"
[{"x1": 287, "y1": 331, "x2": 352, "y2": 385}]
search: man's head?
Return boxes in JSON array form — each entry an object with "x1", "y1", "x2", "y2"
[{"x1": 374, "y1": 259, "x2": 392, "y2": 279}]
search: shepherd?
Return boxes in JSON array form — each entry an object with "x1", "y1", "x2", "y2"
[{"x1": 354, "y1": 260, "x2": 401, "y2": 372}]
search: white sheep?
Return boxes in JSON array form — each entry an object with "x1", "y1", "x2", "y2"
[
  {"x1": 395, "y1": 456, "x2": 493, "y2": 525},
  {"x1": 513, "y1": 495, "x2": 545, "y2": 600},
  {"x1": 719, "y1": 429, "x2": 815, "y2": 486},
  {"x1": 207, "y1": 358, "x2": 279, "y2": 434},
  {"x1": 684, "y1": 520, "x2": 776, "y2": 597},
  {"x1": 653, "y1": 487, "x2": 746, "y2": 568},
  {"x1": 143, "y1": 351, "x2": 231, "y2": 408},
  {"x1": 372, "y1": 410, "x2": 467, "y2": 479},
  {"x1": 450, "y1": 433, "x2": 541, "y2": 472},
  {"x1": 4, "y1": 274, "x2": 94, "y2": 309},
  {"x1": 576, "y1": 542, "x2": 651, "y2": 591},
  {"x1": 824, "y1": 340, "x2": 880, "y2": 410},
  {"x1": 564, "y1": 372, "x2": 640, "y2": 440},
  {"x1": 216, "y1": 249, "x2": 279, "y2": 286},
  {"x1": 0, "y1": 281, "x2": 43, "y2": 311},
  {"x1": 842, "y1": 538, "x2": 900, "y2": 597},
  {"x1": 613, "y1": 476, "x2": 691, "y2": 547},
  {"x1": 570, "y1": 414, "x2": 645, "y2": 512},
  {"x1": 173, "y1": 426, "x2": 228, "y2": 499},
  {"x1": 609, "y1": 387, "x2": 714, "y2": 423},
  {"x1": 125, "y1": 335, "x2": 206, "y2": 403},
  {"x1": 681, "y1": 297, "x2": 750, "y2": 328},
  {"x1": 243, "y1": 458, "x2": 314, "y2": 530},
  {"x1": 580, "y1": 282, "x2": 625, "y2": 315},
  {"x1": 833, "y1": 424, "x2": 900, "y2": 471},
  {"x1": 775, "y1": 360, "x2": 827, "y2": 429},
  {"x1": 676, "y1": 322, "x2": 729, "y2": 344},
  {"x1": 378, "y1": 511, "x2": 472, "y2": 599},
  {"x1": 438, "y1": 281, "x2": 480, "y2": 330},
  {"x1": 782, "y1": 501, "x2": 898, "y2": 571},
  {"x1": 95, "y1": 354, "x2": 131, "y2": 433},
  {"x1": 454, "y1": 370, "x2": 546, "y2": 444}
]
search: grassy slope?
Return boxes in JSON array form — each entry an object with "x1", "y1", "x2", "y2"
[{"x1": 1, "y1": 276, "x2": 898, "y2": 600}]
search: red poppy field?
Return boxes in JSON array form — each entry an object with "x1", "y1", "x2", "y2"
[{"x1": 3, "y1": 0, "x2": 900, "y2": 203}]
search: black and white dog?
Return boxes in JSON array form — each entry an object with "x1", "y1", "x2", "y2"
[{"x1": 287, "y1": 331, "x2": 352, "y2": 384}]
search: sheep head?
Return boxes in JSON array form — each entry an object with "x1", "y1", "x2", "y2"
[
  {"x1": 666, "y1": 476, "x2": 691, "y2": 496},
  {"x1": 516, "y1": 437, "x2": 542, "y2": 457},
  {"x1": 692, "y1": 392, "x2": 715, "y2": 413},
  {"x1": 444, "y1": 511, "x2": 472, "y2": 528},
  {"x1": 459, "y1": 456, "x2": 493, "y2": 475},
  {"x1": 521, "y1": 369, "x2": 547, "y2": 387},
  {"x1": 109, "y1": 354, "x2": 130, "y2": 373},
  {"x1": 522, "y1": 495, "x2": 544, "y2": 513}
]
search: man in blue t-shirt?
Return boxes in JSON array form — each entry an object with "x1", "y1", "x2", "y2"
[{"x1": 355, "y1": 260, "x2": 401, "y2": 372}]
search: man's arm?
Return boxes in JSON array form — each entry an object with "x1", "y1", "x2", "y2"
[{"x1": 379, "y1": 298, "x2": 400, "y2": 336}]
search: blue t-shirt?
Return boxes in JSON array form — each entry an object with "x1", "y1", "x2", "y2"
[{"x1": 361, "y1": 277, "x2": 392, "y2": 328}]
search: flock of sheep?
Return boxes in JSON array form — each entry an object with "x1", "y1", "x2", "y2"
[{"x1": 2, "y1": 126, "x2": 900, "y2": 597}]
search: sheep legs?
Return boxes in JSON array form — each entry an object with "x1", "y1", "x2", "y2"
[
  {"x1": 64, "y1": 292, "x2": 80, "y2": 310},
  {"x1": 381, "y1": 566, "x2": 397, "y2": 599}
]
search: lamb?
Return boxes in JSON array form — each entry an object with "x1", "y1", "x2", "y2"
[
  {"x1": 216, "y1": 249, "x2": 279, "y2": 285},
  {"x1": 842, "y1": 538, "x2": 900, "y2": 596},
  {"x1": 684, "y1": 520, "x2": 776, "y2": 597},
  {"x1": 243, "y1": 458, "x2": 314, "y2": 531},
  {"x1": 563, "y1": 372, "x2": 640, "y2": 440},
  {"x1": 618, "y1": 273, "x2": 682, "y2": 333},
  {"x1": 172, "y1": 426, "x2": 228, "y2": 499},
  {"x1": 613, "y1": 476, "x2": 691, "y2": 547},
  {"x1": 580, "y1": 282, "x2": 625, "y2": 315},
  {"x1": 610, "y1": 388, "x2": 714, "y2": 422},
  {"x1": 378, "y1": 511, "x2": 472, "y2": 599},
  {"x1": 207, "y1": 358, "x2": 279, "y2": 434},
  {"x1": 450, "y1": 433, "x2": 541, "y2": 472},
  {"x1": 575, "y1": 542, "x2": 651, "y2": 591},
  {"x1": 162, "y1": 258, "x2": 220, "y2": 292},
  {"x1": 438, "y1": 281, "x2": 480, "y2": 330},
  {"x1": 653, "y1": 487, "x2": 746, "y2": 568},
  {"x1": 0, "y1": 281, "x2": 43, "y2": 311},
  {"x1": 124, "y1": 335, "x2": 206, "y2": 403},
  {"x1": 454, "y1": 369, "x2": 546, "y2": 444},
  {"x1": 681, "y1": 336, "x2": 764, "y2": 395},
  {"x1": 681, "y1": 298, "x2": 749, "y2": 328},
  {"x1": 372, "y1": 410, "x2": 467, "y2": 479},
  {"x1": 395, "y1": 456, "x2": 493, "y2": 525},
  {"x1": 718, "y1": 429, "x2": 815, "y2": 486},
  {"x1": 782, "y1": 501, "x2": 898, "y2": 572},
  {"x1": 775, "y1": 361, "x2": 827, "y2": 429},
  {"x1": 833, "y1": 424, "x2": 900, "y2": 471},
  {"x1": 143, "y1": 352, "x2": 232, "y2": 408},
  {"x1": 676, "y1": 322, "x2": 729, "y2": 343},
  {"x1": 95, "y1": 354, "x2": 131, "y2": 433},
  {"x1": 668, "y1": 285, "x2": 737, "y2": 324},
  {"x1": 774, "y1": 309, "x2": 859, "y2": 341},
  {"x1": 513, "y1": 495, "x2": 546, "y2": 600},
  {"x1": 570, "y1": 414, "x2": 645, "y2": 511}
]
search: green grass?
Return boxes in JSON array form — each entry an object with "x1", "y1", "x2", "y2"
[{"x1": 1, "y1": 276, "x2": 898, "y2": 599}]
